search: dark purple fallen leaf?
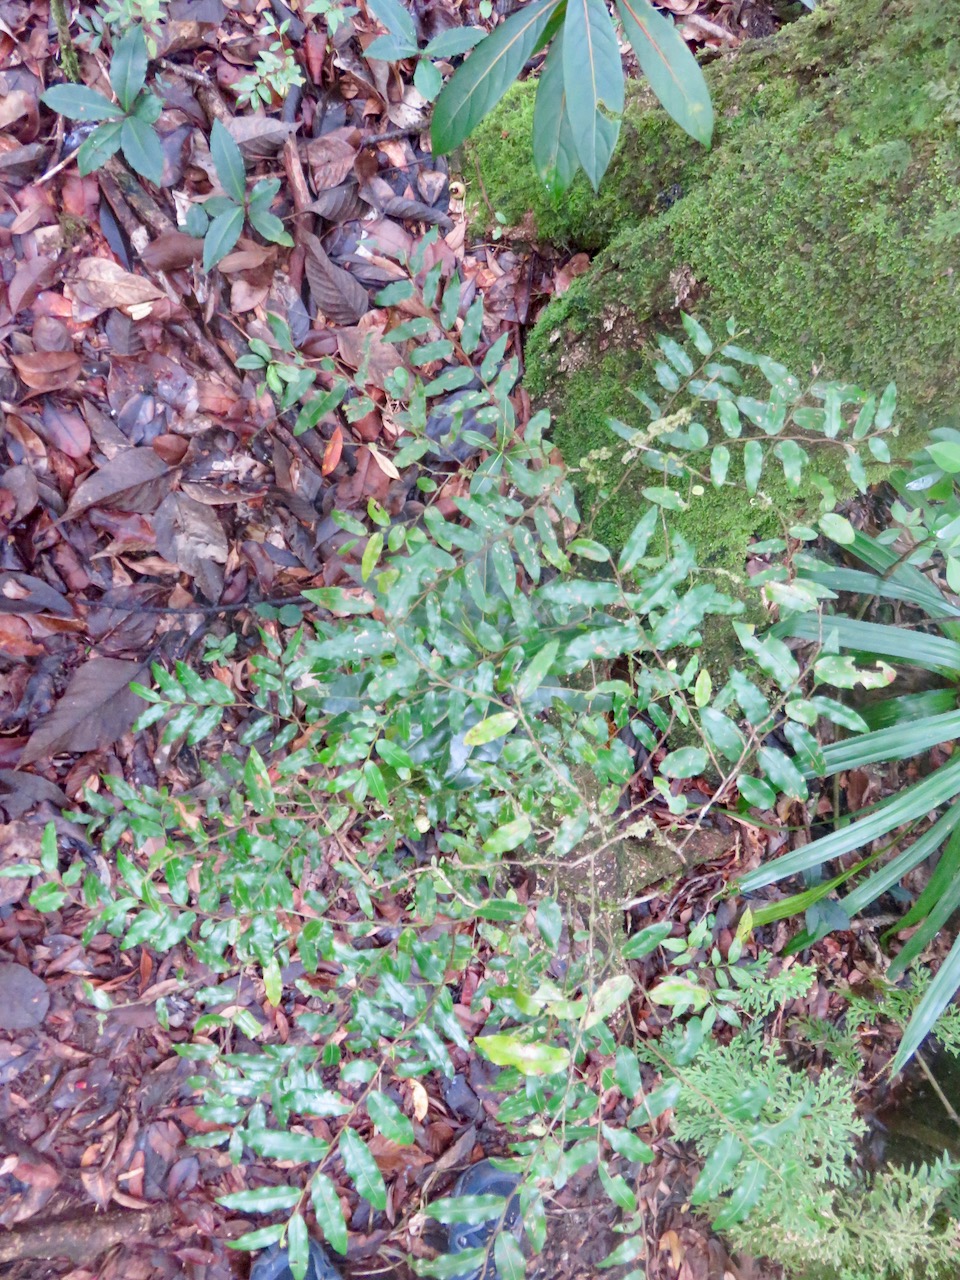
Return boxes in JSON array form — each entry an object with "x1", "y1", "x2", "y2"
[
  {"x1": 20, "y1": 657, "x2": 148, "y2": 764},
  {"x1": 0, "y1": 964, "x2": 49, "y2": 1031},
  {"x1": 303, "y1": 232, "x2": 370, "y2": 326},
  {"x1": 154, "y1": 491, "x2": 228, "y2": 602},
  {"x1": 63, "y1": 447, "x2": 174, "y2": 520}
]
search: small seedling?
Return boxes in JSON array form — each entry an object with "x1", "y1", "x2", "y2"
[
  {"x1": 42, "y1": 26, "x2": 164, "y2": 183},
  {"x1": 233, "y1": 17, "x2": 305, "y2": 108},
  {"x1": 364, "y1": 0, "x2": 484, "y2": 102},
  {"x1": 185, "y1": 120, "x2": 293, "y2": 271}
]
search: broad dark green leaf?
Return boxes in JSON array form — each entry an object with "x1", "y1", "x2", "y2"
[
  {"x1": 340, "y1": 1128, "x2": 387, "y2": 1210},
  {"x1": 110, "y1": 25, "x2": 148, "y2": 113},
  {"x1": 120, "y1": 116, "x2": 163, "y2": 184},
  {"x1": 536, "y1": 899, "x2": 562, "y2": 948},
  {"x1": 532, "y1": 30, "x2": 580, "y2": 195},
  {"x1": 367, "y1": 0, "x2": 417, "y2": 44},
  {"x1": 42, "y1": 84, "x2": 119, "y2": 121},
  {"x1": 210, "y1": 118, "x2": 247, "y2": 204},
  {"x1": 203, "y1": 205, "x2": 244, "y2": 271},
  {"x1": 248, "y1": 205, "x2": 293, "y2": 245},
  {"x1": 615, "y1": 0, "x2": 712, "y2": 144},
  {"x1": 77, "y1": 120, "x2": 124, "y2": 175},
  {"x1": 432, "y1": 0, "x2": 561, "y2": 153},
  {"x1": 622, "y1": 921, "x2": 672, "y2": 959}
]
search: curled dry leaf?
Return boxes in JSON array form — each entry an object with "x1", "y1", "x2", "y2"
[
  {"x1": 68, "y1": 258, "x2": 166, "y2": 320},
  {"x1": 11, "y1": 350, "x2": 82, "y2": 393}
]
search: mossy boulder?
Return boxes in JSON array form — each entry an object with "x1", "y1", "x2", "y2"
[{"x1": 468, "y1": 0, "x2": 960, "y2": 561}]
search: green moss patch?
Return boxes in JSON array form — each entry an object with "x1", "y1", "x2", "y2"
[{"x1": 471, "y1": 0, "x2": 960, "y2": 560}]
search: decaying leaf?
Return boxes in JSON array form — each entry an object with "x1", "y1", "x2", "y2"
[
  {"x1": 154, "y1": 490, "x2": 228, "y2": 601},
  {"x1": 20, "y1": 656, "x2": 148, "y2": 764},
  {"x1": 68, "y1": 258, "x2": 166, "y2": 320},
  {"x1": 302, "y1": 232, "x2": 370, "y2": 325},
  {"x1": 63, "y1": 448, "x2": 174, "y2": 520},
  {"x1": 11, "y1": 350, "x2": 82, "y2": 393}
]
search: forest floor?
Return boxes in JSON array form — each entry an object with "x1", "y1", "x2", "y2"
[{"x1": 0, "y1": 0, "x2": 920, "y2": 1277}]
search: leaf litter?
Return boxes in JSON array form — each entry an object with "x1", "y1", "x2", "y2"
[{"x1": 0, "y1": 0, "x2": 801, "y2": 1277}]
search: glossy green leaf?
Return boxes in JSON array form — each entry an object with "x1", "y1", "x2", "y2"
[
  {"x1": 602, "y1": 1122, "x2": 654, "y2": 1163},
  {"x1": 585, "y1": 974, "x2": 634, "y2": 1027},
  {"x1": 743, "y1": 438, "x2": 763, "y2": 494},
  {"x1": 482, "y1": 814, "x2": 532, "y2": 853},
  {"x1": 562, "y1": 0, "x2": 623, "y2": 188},
  {"x1": 532, "y1": 32, "x2": 580, "y2": 196},
  {"x1": 516, "y1": 640, "x2": 560, "y2": 701},
  {"x1": 712, "y1": 1159, "x2": 768, "y2": 1228},
  {"x1": 367, "y1": 1091, "x2": 415, "y2": 1144},
  {"x1": 464, "y1": 712, "x2": 518, "y2": 746},
  {"x1": 536, "y1": 899, "x2": 563, "y2": 948},
  {"x1": 311, "y1": 1173, "x2": 348, "y2": 1255},
  {"x1": 476, "y1": 1034, "x2": 570, "y2": 1075},
  {"x1": 615, "y1": 0, "x2": 713, "y2": 145},
  {"x1": 210, "y1": 119, "x2": 247, "y2": 203},
  {"x1": 367, "y1": 0, "x2": 417, "y2": 43},
  {"x1": 690, "y1": 1133, "x2": 742, "y2": 1203},
  {"x1": 77, "y1": 120, "x2": 124, "y2": 174},
  {"x1": 287, "y1": 1213, "x2": 309, "y2": 1280},
  {"x1": 618, "y1": 505, "x2": 659, "y2": 574},
  {"x1": 494, "y1": 1233, "x2": 526, "y2": 1280},
  {"x1": 425, "y1": 1194, "x2": 509, "y2": 1224},
  {"x1": 120, "y1": 115, "x2": 163, "y2": 184},
  {"x1": 431, "y1": 0, "x2": 561, "y2": 153},
  {"x1": 622, "y1": 920, "x2": 673, "y2": 959},
  {"x1": 219, "y1": 1185, "x2": 302, "y2": 1212},
  {"x1": 42, "y1": 84, "x2": 119, "y2": 121},
  {"x1": 659, "y1": 746, "x2": 707, "y2": 778},
  {"x1": 110, "y1": 25, "x2": 148, "y2": 113},
  {"x1": 203, "y1": 204, "x2": 244, "y2": 271},
  {"x1": 340, "y1": 1128, "x2": 387, "y2": 1210},
  {"x1": 598, "y1": 1160, "x2": 636, "y2": 1211}
]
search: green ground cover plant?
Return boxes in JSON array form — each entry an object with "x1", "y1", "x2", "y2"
[{"x1": 28, "y1": 262, "x2": 954, "y2": 1276}]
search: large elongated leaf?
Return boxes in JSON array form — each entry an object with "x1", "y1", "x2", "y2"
[
  {"x1": 615, "y1": 0, "x2": 713, "y2": 145},
  {"x1": 110, "y1": 25, "x2": 148, "y2": 114},
  {"x1": 432, "y1": 0, "x2": 562, "y2": 154},
  {"x1": 891, "y1": 931, "x2": 960, "y2": 1074},
  {"x1": 740, "y1": 753, "x2": 960, "y2": 890},
  {"x1": 339, "y1": 1128, "x2": 387, "y2": 1210},
  {"x1": 210, "y1": 118, "x2": 247, "y2": 204},
  {"x1": 41, "y1": 84, "x2": 119, "y2": 121},
  {"x1": 203, "y1": 205, "x2": 244, "y2": 271},
  {"x1": 562, "y1": 0, "x2": 623, "y2": 189},
  {"x1": 813, "y1": 708, "x2": 960, "y2": 779},
  {"x1": 532, "y1": 32, "x2": 580, "y2": 196},
  {"x1": 120, "y1": 116, "x2": 163, "y2": 185},
  {"x1": 840, "y1": 806, "x2": 960, "y2": 918},
  {"x1": 778, "y1": 612, "x2": 960, "y2": 675}
]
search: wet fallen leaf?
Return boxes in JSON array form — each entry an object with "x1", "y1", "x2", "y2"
[
  {"x1": 63, "y1": 448, "x2": 174, "y2": 520},
  {"x1": 20, "y1": 656, "x2": 148, "y2": 764},
  {"x1": 11, "y1": 350, "x2": 82, "y2": 393},
  {"x1": 153, "y1": 491, "x2": 228, "y2": 601}
]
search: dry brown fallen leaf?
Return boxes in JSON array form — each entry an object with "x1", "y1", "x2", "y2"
[{"x1": 67, "y1": 258, "x2": 167, "y2": 320}]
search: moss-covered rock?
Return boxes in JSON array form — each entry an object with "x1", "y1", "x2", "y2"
[{"x1": 469, "y1": 0, "x2": 960, "y2": 559}]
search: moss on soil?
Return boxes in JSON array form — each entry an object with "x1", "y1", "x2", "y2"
[{"x1": 469, "y1": 0, "x2": 960, "y2": 562}]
